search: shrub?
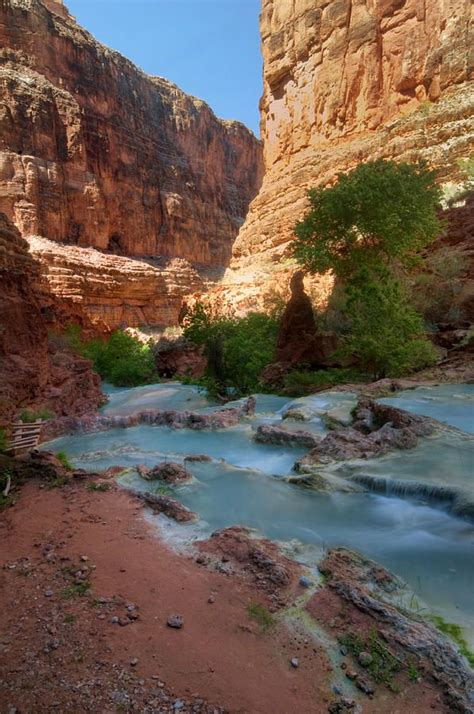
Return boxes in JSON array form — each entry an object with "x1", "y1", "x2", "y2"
[
  {"x1": 183, "y1": 304, "x2": 278, "y2": 396},
  {"x1": 342, "y1": 276, "x2": 437, "y2": 379},
  {"x1": 0, "y1": 428, "x2": 8, "y2": 453},
  {"x1": 19, "y1": 408, "x2": 54, "y2": 423},
  {"x1": 56, "y1": 451, "x2": 73, "y2": 471},
  {"x1": 82, "y1": 330, "x2": 157, "y2": 387}
]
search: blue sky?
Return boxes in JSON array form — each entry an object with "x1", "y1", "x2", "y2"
[{"x1": 66, "y1": 0, "x2": 262, "y2": 135}]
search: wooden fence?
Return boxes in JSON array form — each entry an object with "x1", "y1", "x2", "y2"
[{"x1": 5, "y1": 420, "x2": 43, "y2": 454}]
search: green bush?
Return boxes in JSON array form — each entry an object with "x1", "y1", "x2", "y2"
[
  {"x1": 82, "y1": 330, "x2": 157, "y2": 387},
  {"x1": 342, "y1": 276, "x2": 437, "y2": 379},
  {"x1": 19, "y1": 408, "x2": 54, "y2": 423},
  {"x1": 56, "y1": 451, "x2": 73, "y2": 471},
  {"x1": 183, "y1": 303, "x2": 278, "y2": 396},
  {"x1": 0, "y1": 428, "x2": 8, "y2": 453}
]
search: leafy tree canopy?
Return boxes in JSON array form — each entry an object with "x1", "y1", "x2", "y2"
[{"x1": 293, "y1": 159, "x2": 442, "y2": 278}]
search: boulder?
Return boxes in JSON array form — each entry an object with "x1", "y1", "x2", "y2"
[{"x1": 141, "y1": 462, "x2": 191, "y2": 484}]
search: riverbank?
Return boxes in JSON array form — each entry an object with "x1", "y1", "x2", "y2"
[{"x1": 0, "y1": 477, "x2": 466, "y2": 713}]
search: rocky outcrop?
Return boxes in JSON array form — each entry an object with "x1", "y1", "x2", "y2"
[
  {"x1": 219, "y1": 0, "x2": 473, "y2": 310},
  {"x1": 255, "y1": 424, "x2": 320, "y2": 449},
  {"x1": 261, "y1": 271, "x2": 341, "y2": 384},
  {"x1": 138, "y1": 462, "x2": 191, "y2": 485},
  {"x1": 45, "y1": 395, "x2": 257, "y2": 437},
  {"x1": 136, "y1": 491, "x2": 197, "y2": 523},
  {"x1": 26, "y1": 236, "x2": 204, "y2": 328},
  {"x1": 0, "y1": 212, "x2": 103, "y2": 423},
  {"x1": 0, "y1": 0, "x2": 262, "y2": 265},
  {"x1": 153, "y1": 336, "x2": 207, "y2": 379},
  {"x1": 296, "y1": 398, "x2": 436, "y2": 469},
  {"x1": 317, "y1": 548, "x2": 474, "y2": 711}
]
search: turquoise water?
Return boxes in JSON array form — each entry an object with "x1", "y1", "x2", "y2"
[{"x1": 44, "y1": 382, "x2": 474, "y2": 646}]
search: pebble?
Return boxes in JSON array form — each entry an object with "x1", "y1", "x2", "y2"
[
  {"x1": 340, "y1": 645, "x2": 348, "y2": 656},
  {"x1": 110, "y1": 616, "x2": 119, "y2": 624},
  {"x1": 118, "y1": 617, "x2": 130, "y2": 627},
  {"x1": 208, "y1": 595, "x2": 216, "y2": 604},
  {"x1": 290, "y1": 657, "x2": 299, "y2": 668},
  {"x1": 299, "y1": 576, "x2": 313, "y2": 588},
  {"x1": 44, "y1": 590, "x2": 53, "y2": 598},
  {"x1": 130, "y1": 658, "x2": 138, "y2": 667},
  {"x1": 358, "y1": 651, "x2": 373, "y2": 667},
  {"x1": 80, "y1": 555, "x2": 89, "y2": 562},
  {"x1": 167, "y1": 614, "x2": 184, "y2": 629},
  {"x1": 173, "y1": 701, "x2": 184, "y2": 711},
  {"x1": 332, "y1": 685, "x2": 343, "y2": 696}
]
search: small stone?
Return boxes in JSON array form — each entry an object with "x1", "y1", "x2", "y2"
[
  {"x1": 299, "y1": 576, "x2": 313, "y2": 588},
  {"x1": 130, "y1": 658, "x2": 138, "y2": 667},
  {"x1": 356, "y1": 676, "x2": 375, "y2": 695},
  {"x1": 173, "y1": 701, "x2": 184, "y2": 711},
  {"x1": 110, "y1": 616, "x2": 119, "y2": 624},
  {"x1": 358, "y1": 651, "x2": 373, "y2": 667},
  {"x1": 118, "y1": 617, "x2": 130, "y2": 627},
  {"x1": 126, "y1": 603, "x2": 136, "y2": 612},
  {"x1": 290, "y1": 657, "x2": 299, "y2": 668},
  {"x1": 208, "y1": 595, "x2": 216, "y2": 604},
  {"x1": 80, "y1": 555, "x2": 89, "y2": 562},
  {"x1": 345, "y1": 670, "x2": 358, "y2": 681},
  {"x1": 167, "y1": 614, "x2": 184, "y2": 629},
  {"x1": 44, "y1": 590, "x2": 53, "y2": 598},
  {"x1": 339, "y1": 645, "x2": 348, "y2": 656},
  {"x1": 332, "y1": 685, "x2": 343, "y2": 696}
]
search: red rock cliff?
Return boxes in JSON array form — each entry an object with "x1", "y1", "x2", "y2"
[
  {"x1": 0, "y1": 212, "x2": 103, "y2": 423},
  {"x1": 221, "y1": 0, "x2": 473, "y2": 308},
  {"x1": 0, "y1": 0, "x2": 262, "y2": 267}
]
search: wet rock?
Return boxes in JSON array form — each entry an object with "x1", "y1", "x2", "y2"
[
  {"x1": 167, "y1": 614, "x2": 184, "y2": 629},
  {"x1": 319, "y1": 548, "x2": 474, "y2": 710},
  {"x1": 136, "y1": 492, "x2": 197, "y2": 523},
  {"x1": 184, "y1": 454, "x2": 213, "y2": 463},
  {"x1": 355, "y1": 676, "x2": 374, "y2": 696},
  {"x1": 142, "y1": 462, "x2": 191, "y2": 484},
  {"x1": 60, "y1": 397, "x2": 257, "y2": 434},
  {"x1": 199, "y1": 526, "x2": 297, "y2": 598},
  {"x1": 255, "y1": 424, "x2": 320, "y2": 448}
]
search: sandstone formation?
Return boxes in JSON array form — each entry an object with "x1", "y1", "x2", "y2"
[
  {"x1": 0, "y1": 0, "x2": 262, "y2": 328},
  {"x1": 0, "y1": 212, "x2": 103, "y2": 424},
  {"x1": 220, "y1": 0, "x2": 473, "y2": 310},
  {"x1": 26, "y1": 236, "x2": 204, "y2": 328}
]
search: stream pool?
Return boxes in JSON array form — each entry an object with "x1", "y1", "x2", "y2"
[{"x1": 44, "y1": 382, "x2": 474, "y2": 647}]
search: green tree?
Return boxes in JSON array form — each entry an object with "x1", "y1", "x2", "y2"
[
  {"x1": 183, "y1": 303, "x2": 278, "y2": 396},
  {"x1": 293, "y1": 160, "x2": 442, "y2": 278},
  {"x1": 82, "y1": 330, "x2": 156, "y2": 387},
  {"x1": 293, "y1": 160, "x2": 441, "y2": 379}
]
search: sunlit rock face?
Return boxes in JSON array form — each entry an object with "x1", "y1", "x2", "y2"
[
  {"x1": 220, "y1": 0, "x2": 473, "y2": 310},
  {"x1": 0, "y1": 0, "x2": 262, "y2": 267}
]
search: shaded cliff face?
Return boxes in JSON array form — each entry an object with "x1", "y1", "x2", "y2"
[
  {"x1": 0, "y1": 0, "x2": 263, "y2": 267},
  {"x1": 0, "y1": 213, "x2": 103, "y2": 423},
  {"x1": 222, "y1": 0, "x2": 473, "y2": 307}
]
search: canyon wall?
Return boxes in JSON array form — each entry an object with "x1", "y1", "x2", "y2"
[
  {"x1": 0, "y1": 212, "x2": 103, "y2": 423},
  {"x1": 221, "y1": 0, "x2": 473, "y2": 309},
  {"x1": 0, "y1": 0, "x2": 262, "y2": 328}
]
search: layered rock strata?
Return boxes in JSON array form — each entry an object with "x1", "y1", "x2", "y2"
[
  {"x1": 26, "y1": 236, "x2": 204, "y2": 328},
  {"x1": 220, "y1": 0, "x2": 474, "y2": 310},
  {"x1": 0, "y1": 0, "x2": 262, "y2": 266}
]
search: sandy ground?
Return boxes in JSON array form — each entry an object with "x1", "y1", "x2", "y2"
[{"x1": 0, "y1": 481, "x2": 452, "y2": 713}]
